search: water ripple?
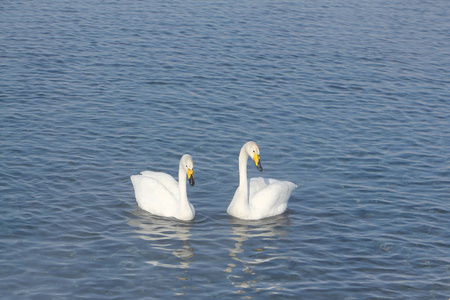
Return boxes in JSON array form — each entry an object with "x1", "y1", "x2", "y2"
[{"x1": 1, "y1": 0, "x2": 449, "y2": 299}]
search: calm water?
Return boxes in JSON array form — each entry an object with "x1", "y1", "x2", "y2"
[{"x1": 1, "y1": 0, "x2": 449, "y2": 298}]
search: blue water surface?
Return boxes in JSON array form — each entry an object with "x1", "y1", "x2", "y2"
[{"x1": 1, "y1": 0, "x2": 449, "y2": 299}]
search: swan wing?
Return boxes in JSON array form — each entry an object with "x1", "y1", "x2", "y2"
[
  {"x1": 248, "y1": 177, "x2": 278, "y2": 198},
  {"x1": 139, "y1": 171, "x2": 179, "y2": 195},
  {"x1": 249, "y1": 178, "x2": 297, "y2": 219},
  {"x1": 131, "y1": 174, "x2": 179, "y2": 217}
]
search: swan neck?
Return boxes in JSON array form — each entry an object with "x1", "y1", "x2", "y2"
[
  {"x1": 238, "y1": 146, "x2": 249, "y2": 200},
  {"x1": 178, "y1": 163, "x2": 188, "y2": 204}
]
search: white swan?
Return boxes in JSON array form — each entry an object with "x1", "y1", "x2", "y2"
[
  {"x1": 227, "y1": 141, "x2": 297, "y2": 220},
  {"x1": 130, "y1": 154, "x2": 195, "y2": 221}
]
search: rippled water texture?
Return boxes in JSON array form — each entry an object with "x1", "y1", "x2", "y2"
[{"x1": 1, "y1": 0, "x2": 449, "y2": 299}]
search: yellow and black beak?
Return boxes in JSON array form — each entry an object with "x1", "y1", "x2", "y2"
[
  {"x1": 253, "y1": 153, "x2": 263, "y2": 172},
  {"x1": 187, "y1": 168, "x2": 195, "y2": 186}
]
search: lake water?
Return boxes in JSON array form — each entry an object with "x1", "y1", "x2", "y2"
[{"x1": 1, "y1": 0, "x2": 449, "y2": 298}]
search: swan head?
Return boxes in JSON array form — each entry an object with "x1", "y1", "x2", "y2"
[
  {"x1": 181, "y1": 154, "x2": 195, "y2": 186},
  {"x1": 245, "y1": 141, "x2": 263, "y2": 172}
]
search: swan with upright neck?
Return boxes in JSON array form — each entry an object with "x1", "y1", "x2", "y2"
[
  {"x1": 227, "y1": 141, "x2": 297, "y2": 220},
  {"x1": 131, "y1": 154, "x2": 195, "y2": 221}
]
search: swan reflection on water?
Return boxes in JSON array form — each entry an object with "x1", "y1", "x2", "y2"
[
  {"x1": 225, "y1": 213, "x2": 291, "y2": 293},
  {"x1": 128, "y1": 209, "x2": 193, "y2": 269}
]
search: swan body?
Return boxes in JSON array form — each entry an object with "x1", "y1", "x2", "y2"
[
  {"x1": 131, "y1": 154, "x2": 195, "y2": 221},
  {"x1": 227, "y1": 141, "x2": 297, "y2": 220}
]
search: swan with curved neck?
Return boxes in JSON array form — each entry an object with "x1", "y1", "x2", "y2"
[
  {"x1": 131, "y1": 154, "x2": 195, "y2": 221},
  {"x1": 227, "y1": 141, "x2": 297, "y2": 220}
]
